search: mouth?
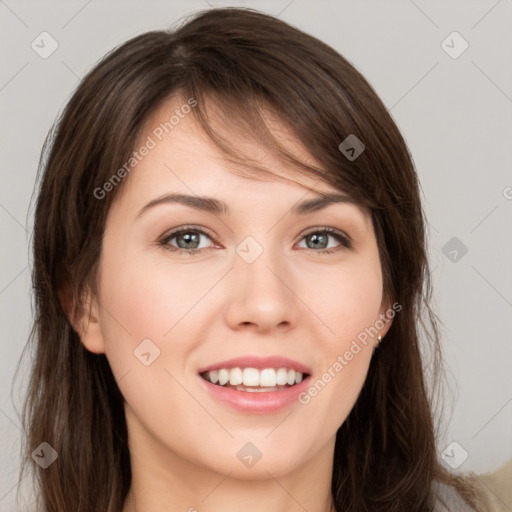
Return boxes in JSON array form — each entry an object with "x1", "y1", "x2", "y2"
[
  {"x1": 197, "y1": 357, "x2": 312, "y2": 413},
  {"x1": 199, "y1": 367, "x2": 310, "y2": 393}
]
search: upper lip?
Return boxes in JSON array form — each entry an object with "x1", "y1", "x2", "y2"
[{"x1": 198, "y1": 355, "x2": 312, "y2": 375}]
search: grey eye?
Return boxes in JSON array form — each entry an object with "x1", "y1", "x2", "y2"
[
  {"x1": 162, "y1": 228, "x2": 213, "y2": 252},
  {"x1": 305, "y1": 232, "x2": 329, "y2": 249}
]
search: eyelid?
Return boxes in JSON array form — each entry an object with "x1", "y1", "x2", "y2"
[
  {"x1": 298, "y1": 226, "x2": 352, "y2": 248},
  {"x1": 159, "y1": 224, "x2": 352, "y2": 253},
  {"x1": 159, "y1": 225, "x2": 218, "y2": 246}
]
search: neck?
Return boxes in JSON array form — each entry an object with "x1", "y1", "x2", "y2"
[{"x1": 125, "y1": 479, "x2": 335, "y2": 512}]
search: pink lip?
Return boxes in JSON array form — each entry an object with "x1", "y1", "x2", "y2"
[
  {"x1": 198, "y1": 373, "x2": 311, "y2": 414},
  {"x1": 197, "y1": 355, "x2": 312, "y2": 375}
]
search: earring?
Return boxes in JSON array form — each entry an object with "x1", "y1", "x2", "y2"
[{"x1": 377, "y1": 335, "x2": 382, "y2": 344}]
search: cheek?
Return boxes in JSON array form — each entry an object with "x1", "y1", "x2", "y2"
[
  {"x1": 298, "y1": 258, "x2": 382, "y2": 421},
  {"x1": 98, "y1": 248, "x2": 217, "y2": 341},
  {"x1": 95, "y1": 251, "x2": 207, "y2": 423},
  {"x1": 299, "y1": 295, "x2": 377, "y2": 434},
  {"x1": 95, "y1": 243, "x2": 227, "y2": 390},
  {"x1": 309, "y1": 256, "x2": 383, "y2": 349}
]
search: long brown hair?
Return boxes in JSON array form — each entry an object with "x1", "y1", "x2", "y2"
[{"x1": 14, "y1": 7, "x2": 482, "y2": 511}]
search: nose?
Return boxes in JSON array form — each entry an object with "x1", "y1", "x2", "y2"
[{"x1": 223, "y1": 244, "x2": 299, "y2": 333}]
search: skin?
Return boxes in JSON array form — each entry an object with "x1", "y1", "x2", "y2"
[{"x1": 76, "y1": 98, "x2": 392, "y2": 512}]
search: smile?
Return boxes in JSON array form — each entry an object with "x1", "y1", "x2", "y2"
[{"x1": 200, "y1": 367, "x2": 308, "y2": 392}]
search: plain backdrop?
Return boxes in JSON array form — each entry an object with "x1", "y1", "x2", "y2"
[{"x1": 1, "y1": 0, "x2": 511, "y2": 510}]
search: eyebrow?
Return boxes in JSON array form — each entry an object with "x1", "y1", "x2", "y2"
[{"x1": 136, "y1": 192, "x2": 356, "y2": 218}]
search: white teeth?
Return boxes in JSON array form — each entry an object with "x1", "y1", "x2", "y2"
[
  {"x1": 230, "y1": 367, "x2": 243, "y2": 386},
  {"x1": 203, "y1": 367, "x2": 306, "y2": 388},
  {"x1": 218, "y1": 369, "x2": 229, "y2": 386},
  {"x1": 276, "y1": 368, "x2": 288, "y2": 385},
  {"x1": 236, "y1": 386, "x2": 278, "y2": 392},
  {"x1": 260, "y1": 368, "x2": 276, "y2": 387},
  {"x1": 209, "y1": 370, "x2": 219, "y2": 384},
  {"x1": 242, "y1": 368, "x2": 259, "y2": 386}
]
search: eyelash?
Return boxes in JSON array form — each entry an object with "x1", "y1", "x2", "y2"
[{"x1": 159, "y1": 225, "x2": 352, "y2": 256}]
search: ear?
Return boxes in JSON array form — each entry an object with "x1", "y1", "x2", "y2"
[
  {"x1": 59, "y1": 285, "x2": 106, "y2": 354},
  {"x1": 375, "y1": 298, "x2": 397, "y2": 346}
]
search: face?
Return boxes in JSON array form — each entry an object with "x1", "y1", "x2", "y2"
[{"x1": 78, "y1": 98, "x2": 392, "y2": 481}]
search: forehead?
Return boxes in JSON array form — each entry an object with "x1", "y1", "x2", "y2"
[
  {"x1": 108, "y1": 95, "x2": 371, "y2": 229},
  {"x1": 130, "y1": 95, "x2": 335, "y2": 192}
]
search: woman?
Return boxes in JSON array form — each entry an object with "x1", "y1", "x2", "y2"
[{"x1": 15, "y1": 7, "x2": 484, "y2": 512}]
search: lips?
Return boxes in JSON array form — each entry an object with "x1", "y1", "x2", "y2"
[
  {"x1": 197, "y1": 355, "x2": 312, "y2": 375},
  {"x1": 197, "y1": 355, "x2": 312, "y2": 413}
]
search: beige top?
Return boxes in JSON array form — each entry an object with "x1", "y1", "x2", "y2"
[{"x1": 432, "y1": 481, "x2": 476, "y2": 511}]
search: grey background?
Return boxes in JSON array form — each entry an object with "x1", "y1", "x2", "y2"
[{"x1": 1, "y1": 0, "x2": 511, "y2": 510}]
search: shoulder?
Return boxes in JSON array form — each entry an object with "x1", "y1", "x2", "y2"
[{"x1": 431, "y1": 480, "x2": 477, "y2": 512}]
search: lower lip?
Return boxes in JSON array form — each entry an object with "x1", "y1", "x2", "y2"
[{"x1": 198, "y1": 375, "x2": 311, "y2": 414}]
